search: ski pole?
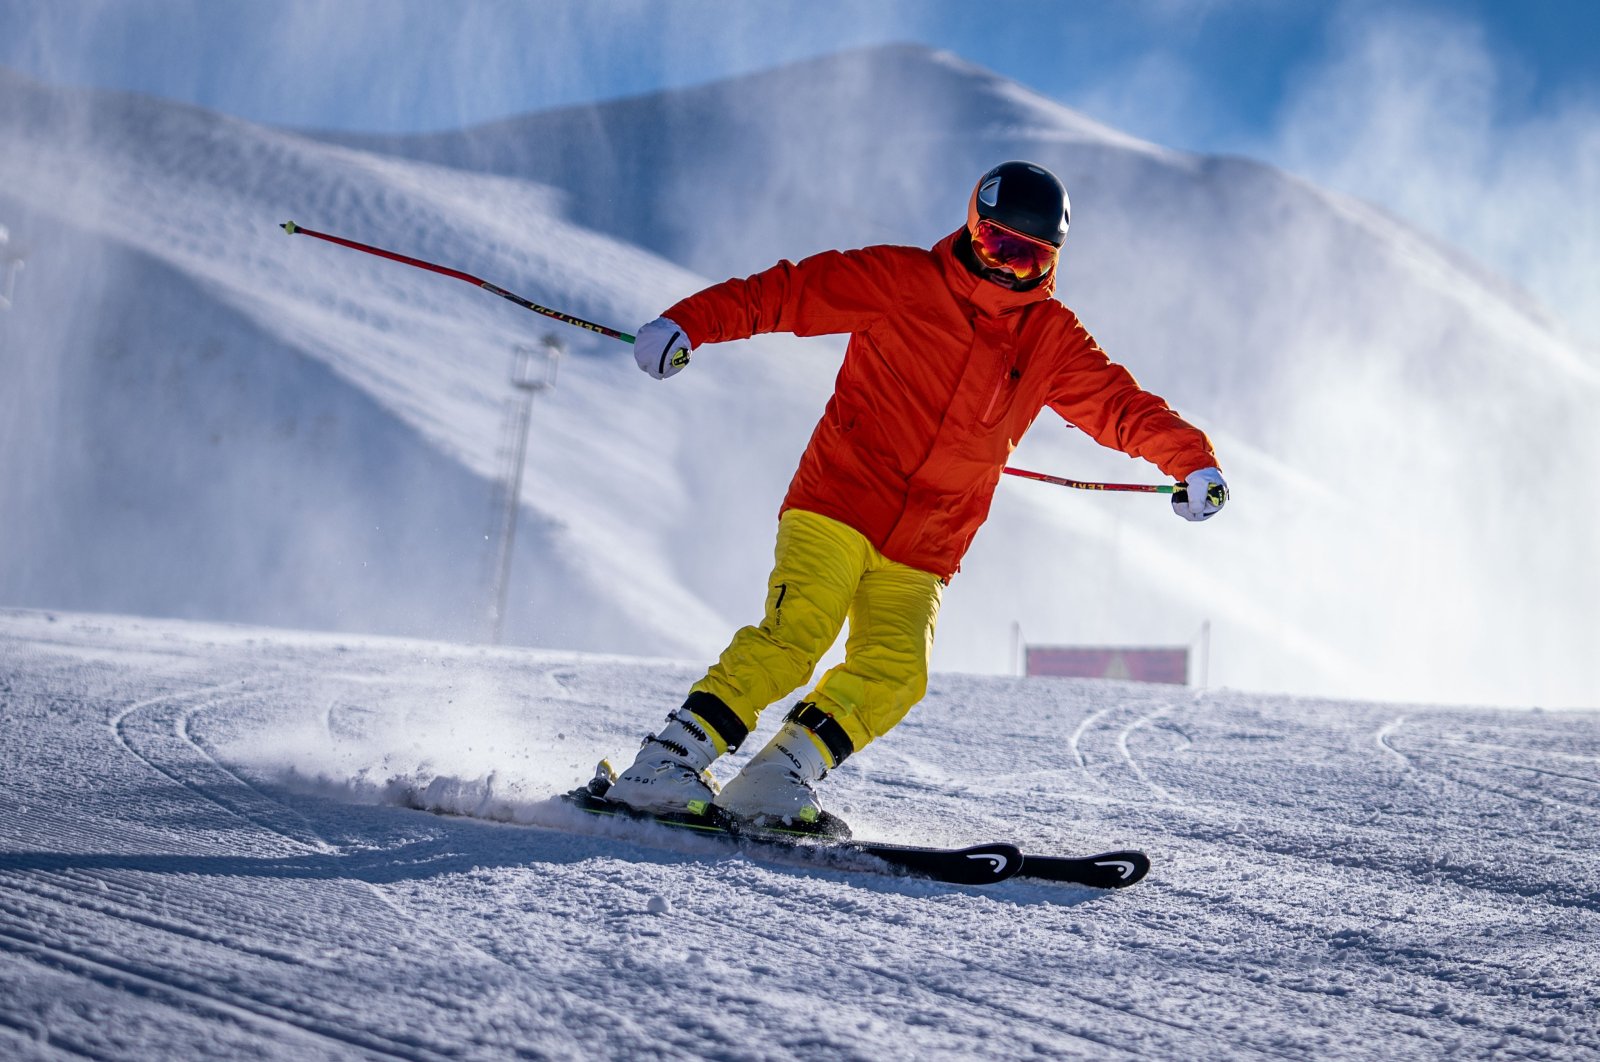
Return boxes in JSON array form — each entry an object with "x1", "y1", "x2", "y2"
[
  {"x1": 281, "y1": 222, "x2": 1209, "y2": 504},
  {"x1": 280, "y1": 221, "x2": 636, "y2": 343},
  {"x1": 1002, "y1": 466, "x2": 1178, "y2": 494},
  {"x1": 1002, "y1": 466, "x2": 1224, "y2": 507}
]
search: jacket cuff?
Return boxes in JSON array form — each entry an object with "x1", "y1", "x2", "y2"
[
  {"x1": 1168, "y1": 452, "x2": 1220, "y2": 481},
  {"x1": 663, "y1": 298, "x2": 712, "y2": 348}
]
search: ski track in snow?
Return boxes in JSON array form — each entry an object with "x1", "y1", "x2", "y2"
[
  {"x1": 1375, "y1": 716, "x2": 1411, "y2": 769},
  {"x1": 2, "y1": 608, "x2": 1599, "y2": 1060}
]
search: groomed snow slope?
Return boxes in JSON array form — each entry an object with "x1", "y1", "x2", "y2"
[{"x1": 2, "y1": 607, "x2": 1595, "y2": 1059}]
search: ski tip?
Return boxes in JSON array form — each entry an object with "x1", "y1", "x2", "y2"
[
  {"x1": 1021, "y1": 849, "x2": 1151, "y2": 889},
  {"x1": 281, "y1": 220, "x2": 299, "y2": 235},
  {"x1": 1090, "y1": 850, "x2": 1150, "y2": 888}
]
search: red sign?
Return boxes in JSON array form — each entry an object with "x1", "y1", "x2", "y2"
[{"x1": 1026, "y1": 646, "x2": 1189, "y2": 685}]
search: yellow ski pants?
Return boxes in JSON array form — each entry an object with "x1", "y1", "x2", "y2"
[{"x1": 691, "y1": 509, "x2": 944, "y2": 754}]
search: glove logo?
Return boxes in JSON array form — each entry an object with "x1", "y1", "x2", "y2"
[{"x1": 656, "y1": 329, "x2": 685, "y2": 376}]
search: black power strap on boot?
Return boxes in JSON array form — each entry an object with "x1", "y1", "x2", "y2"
[
  {"x1": 680, "y1": 691, "x2": 751, "y2": 753},
  {"x1": 785, "y1": 701, "x2": 854, "y2": 768}
]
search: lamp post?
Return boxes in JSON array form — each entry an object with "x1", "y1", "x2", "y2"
[{"x1": 487, "y1": 334, "x2": 561, "y2": 644}]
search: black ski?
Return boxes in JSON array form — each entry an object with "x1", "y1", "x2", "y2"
[
  {"x1": 561, "y1": 782, "x2": 1151, "y2": 888},
  {"x1": 563, "y1": 786, "x2": 1022, "y2": 886}
]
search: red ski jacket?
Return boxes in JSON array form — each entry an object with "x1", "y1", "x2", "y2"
[{"x1": 665, "y1": 229, "x2": 1218, "y2": 579}]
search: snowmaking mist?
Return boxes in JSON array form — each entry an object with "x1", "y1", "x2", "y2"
[
  {"x1": 0, "y1": 65, "x2": 722, "y2": 656},
  {"x1": 1268, "y1": 8, "x2": 1600, "y2": 350},
  {"x1": 0, "y1": 170, "x2": 487, "y2": 639}
]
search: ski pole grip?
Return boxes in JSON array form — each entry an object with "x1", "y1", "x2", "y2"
[
  {"x1": 1173, "y1": 483, "x2": 1227, "y2": 507},
  {"x1": 1207, "y1": 483, "x2": 1227, "y2": 507}
]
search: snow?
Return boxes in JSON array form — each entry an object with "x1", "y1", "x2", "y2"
[{"x1": 2, "y1": 606, "x2": 1596, "y2": 1059}]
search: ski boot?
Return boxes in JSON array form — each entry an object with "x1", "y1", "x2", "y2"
[
  {"x1": 717, "y1": 702, "x2": 854, "y2": 838},
  {"x1": 603, "y1": 693, "x2": 748, "y2": 817}
]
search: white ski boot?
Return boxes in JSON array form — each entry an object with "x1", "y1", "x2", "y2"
[
  {"x1": 717, "y1": 704, "x2": 853, "y2": 829},
  {"x1": 605, "y1": 700, "x2": 741, "y2": 816}
]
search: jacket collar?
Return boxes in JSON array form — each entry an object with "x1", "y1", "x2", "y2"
[{"x1": 933, "y1": 228, "x2": 1058, "y2": 317}]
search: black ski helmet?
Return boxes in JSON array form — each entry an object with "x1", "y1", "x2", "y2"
[{"x1": 966, "y1": 161, "x2": 1070, "y2": 247}]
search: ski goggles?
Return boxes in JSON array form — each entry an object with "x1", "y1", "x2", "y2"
[{"x1": 968, "y1": 218, "x2": 1058, "y2": 281}]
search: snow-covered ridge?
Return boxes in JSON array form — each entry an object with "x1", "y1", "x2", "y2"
[{"x1": 0, "y1": 45, "x2": 1596, "y2": 707}]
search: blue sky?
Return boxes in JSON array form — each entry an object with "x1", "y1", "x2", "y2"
[
  {"x1": 1, "y1": 1, "x2": 1592, "y2": 141},
  {"x1": 5, "y1": 0, "x2": 1598, "y2": 342}
]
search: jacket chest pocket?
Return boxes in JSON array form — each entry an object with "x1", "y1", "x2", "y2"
[
  {"x1": 969, "y1": 311, "x2": 1031, "y2": 429},
  {"x1": 979, "y1": 362, "x2": 1022, "y2": 427}
]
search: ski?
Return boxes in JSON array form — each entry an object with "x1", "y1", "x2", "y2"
[
  {"x1": 561, "y1": 785, "x2": 1150, "y2": 888},
  {"x1": 563, "y1": 787, "x2": 1022, "y2": 886}
]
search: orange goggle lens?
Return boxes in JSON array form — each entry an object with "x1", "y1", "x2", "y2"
[{"x1": 969, "y1": 219, "x2": 1057, "y2": 280}]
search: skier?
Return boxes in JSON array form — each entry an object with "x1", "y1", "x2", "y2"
[{"x1": 602, "y1": 161, "x2": 1226, "y2": 830}]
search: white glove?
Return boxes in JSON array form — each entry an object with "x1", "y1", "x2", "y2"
[
  {"x1": 633, "y1": 316, "x2": 692, "y2": 380},
  {"x1": 1172, "y1": 467, "x2": 1228, "y2": 522}
]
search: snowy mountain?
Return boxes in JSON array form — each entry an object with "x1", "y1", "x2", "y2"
[
  {"x1": 0, "y1": 46, "x2": 1596, "y2": 707},
  {"x1": 2, "y1": 607, "x2": 1596, "y2": 1058}
]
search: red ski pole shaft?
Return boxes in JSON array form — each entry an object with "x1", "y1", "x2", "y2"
[
  {"x1": 1002, "y1": 466, "x2": 1179, "y2": 494},
  {"x1": 280, "y1": 221, "x2": 636, "y2": 343}
]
